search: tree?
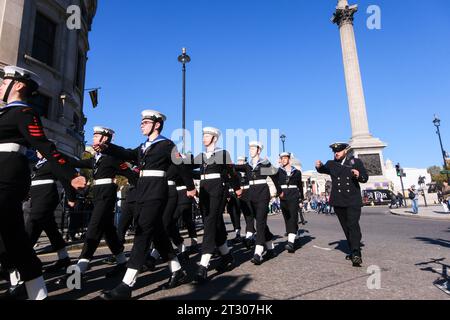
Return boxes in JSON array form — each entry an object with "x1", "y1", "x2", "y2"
[{"x1": 427, "y1": 165, "x2": 447, "y2": 185}]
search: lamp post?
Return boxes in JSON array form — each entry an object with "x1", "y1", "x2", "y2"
[
  {"x1": 280, "y1": 134, "x2": 286, "y2": 152},
  {"x1": 178, "y1": 48, "x2": 191, "y2": 154},
  {"x1": 433, "y1": 115, "x2": 450, "y2": 183}
]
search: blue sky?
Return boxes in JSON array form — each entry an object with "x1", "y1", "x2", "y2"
[{"x1": 84, "y1": 0, "x2": 450, "y2": 170}]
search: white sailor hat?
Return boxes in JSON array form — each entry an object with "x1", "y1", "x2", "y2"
[
  {"x1": 0, "y1": 65, "x2": 42, "y2": 92},
  {"x1": 141, "y1": 109, "x2": 166, "y2": 122},
  {"x1": 93, "y1": 126, "x2": 115, "y2": 136},
  {"x1": 237, "y1": 156, "x2": 247, "y2": 162},
  {"x1": 202, "y1": 127, "x2": 221, "y2": 138},
  {"x1": 249, "y1": 141, "x2": 264, "y2": 150},
  {"x1": 279, "y1": 152, "x2": 291, "y2": 158}
]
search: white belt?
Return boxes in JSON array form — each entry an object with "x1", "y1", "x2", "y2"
[
  {"x1": 249, "y1": 179, "x2": 267, "y2": 185},
  {"x1": 94, "y1": 178, "x2": 114, "y2": 185},
  {"x1": 0, "y1": 143, "x2": 27, "y2": 155},
  {"x1": 168, "y1": 180, "x2": 176, "y2": 186},
  {"x1": 176, "y1": 186, "x2": 187, "y2": 191},
  {"x1": 139, "y1": 170, "x2": 166, "y2": 178},
  {"x1": 200, "y1": 173, "x2": 221, "y2": 180},
  {"x1": 31, "y1": 179, "x2": 55, "y2": 186},
  {"x1": 281, "y1": 185, "x2": 298, "y2": 189}
]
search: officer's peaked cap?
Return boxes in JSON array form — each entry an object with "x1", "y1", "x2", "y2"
[{"x1": 330, "y1": 142, "x2": 349, "y2": 152}]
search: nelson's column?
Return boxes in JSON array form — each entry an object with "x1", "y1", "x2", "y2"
[{"x1": 332, "y1": 0, "x2": 389, "y2": 190}]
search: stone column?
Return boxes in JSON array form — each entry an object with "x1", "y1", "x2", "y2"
[
  {"x1": 332, "y1": 0, "x2": 371, "y2": 140},
  {"x1": 331, "y1": 0, "x2": 389, "y2": 188},
  {"x1": 0, "y1": 0, "x2": 25, "y2": 67}
]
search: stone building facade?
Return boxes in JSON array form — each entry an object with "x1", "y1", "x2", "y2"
[{"x1": 0, "y1": 0, "x2": 97, "y2": 157}]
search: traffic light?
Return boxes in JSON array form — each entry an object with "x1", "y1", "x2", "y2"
[{"x1": 395, "y1": 163, "x2": 401, "y2": 177}]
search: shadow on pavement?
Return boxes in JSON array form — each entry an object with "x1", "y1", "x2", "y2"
[
  {"x1": 328, "y1": 240, "x2": 351, "y2": 254},
  {"x1": 415, "y1": 258, "x2": 449, "y2": 292},
  {"x1": 158, "y1": 275, "x2": 260, "y2": 300},
  {"x1": 413, "y1": 237, "x2": 450, "y2": 249}
]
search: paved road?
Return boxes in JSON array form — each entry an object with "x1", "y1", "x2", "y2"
[{"x1": 2, "y1": 207, "x2": 449, "y2": 300}]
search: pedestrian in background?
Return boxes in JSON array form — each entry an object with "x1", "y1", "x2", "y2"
[
  {"x1": 408, "y1": 185, "x2": 419, "y2": 214},
  {"x1": 441, "y1": 181, "x2": 450, "y2": 213}
]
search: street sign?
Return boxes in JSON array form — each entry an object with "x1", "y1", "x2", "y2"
[{"x1": 441, "y1": 170, "x2": 450, "y2": 174}]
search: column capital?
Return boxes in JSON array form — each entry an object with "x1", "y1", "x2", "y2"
[{"x1": 332, "y1": 4, "x2": 358, "y2": 27}]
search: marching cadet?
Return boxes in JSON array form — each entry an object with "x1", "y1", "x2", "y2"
[
  {"x1": 25, "y1": 150, "x2": 76, "y2": 272},
  {"x1": 277, "y1": 152, "x2": 304, "y2": 253},
  {"x1": 145, "y1": 158, "x2": 196, "y2": 268},
  {"x1": 298, "y1": 201, "x2": 307, "y2": 225},
  {"x1": 104, "y1": 169, "x2": 140, "y2": 266},
  {"x1": 175, "y1": 154, "x2": 199, "y2": 254},
  {"x1": 59, "y1": 127, "x2": 136, "y2": 283},
  {"x1": 94, "y1": 110, "x2": 196, "y2": 300},
  {"x1": 0, "y1": 65, "x2": 85, "y2": 300},
  {"x1": 235, "y1": 142, "x2": 283, "y2": 265},
  {"x1": 226, "y1": 183, "x2": 243, "y2": 243},
  {"x1": 4, "y1": 149, "x2": 79, "y2": 298},
  {"x1": 315, "y1": 142, "x2": 368, "y2": 267},
  {"x1": 116, "y1": 178, "x2": 138, "y2": 246},
  {"x1": 235, "y1": 156, "x2": 256, "y2": 249},
  {"x1": 192, "y1": 127, "x2": 242, "y2": 284}
]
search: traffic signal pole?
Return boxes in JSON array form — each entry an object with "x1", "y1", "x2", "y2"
[
  {"x1": 399, "y1": 174, "x2": 406, "y2": 205},
  {"x1": 396, "y1": 163, "x2": 407, "y2": 206}
]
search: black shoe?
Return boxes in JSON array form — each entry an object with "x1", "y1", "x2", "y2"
[
  {"x1": 231, "y1": 235, "x2": 242, "y2": 244},
  {"x1": 45, "y1": 257, "x2": 71, "y2": 274},
  {"x1": 345, "y1": 254, "x2": 352, "y2": 260},
  {"x1": 285, "y1": 242, "x2": 295, "y2": 253},
  {"x1": 193, "y1": 265, "x2": 208, "y2": 285},
  {"x1": 100, "y1": 282, "x2": 132, "y2": 300},
  {"x1": 54, "y1": 272, "x2": 85, "y2": 290},
  {"x1": 142, "y1": 256, "x2": 157, "y2": 272},
  {"x1": 0, "y1": 267, "x2": 9, "y2": 281},
  {"x1": 189, "y1": 244, "x2": 199, "y2": 254},
  {"x1": 264, "y1": 249, "x2": 276, "y2": 261},
  {"x1": 162, "y1": 269, "x2": 188, "y2": 290},
  {"x1": 251, "y1": 254, "x2": 263, "y2": 265},
  {"x1": 102, "y1": 256, "x2": 117, "y2": 265},
  {"x1": 215, "y1": 253, "x2": 235, "y2": 273},
  {"x1": 105, "y1": 263, "x2": 127, "y2": 279},
  {"x1": 212, "y1": 249, "x2": 220, "y2": 259},
  {"x1": 54, "y1": 273, "x2": 69, "y2": 288},
  {"x1": 351, "y1": 255, "x2": 362, "y2": 267},
  {"x1": 0, "y1": 283, "x2": 27, "y2": 300},
  {"x1": 243, "y1": 238, "x2": 254, "y2": 250},
  {"x1": 177, "y1": 251, "x2": 190, "y2": 263}
]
